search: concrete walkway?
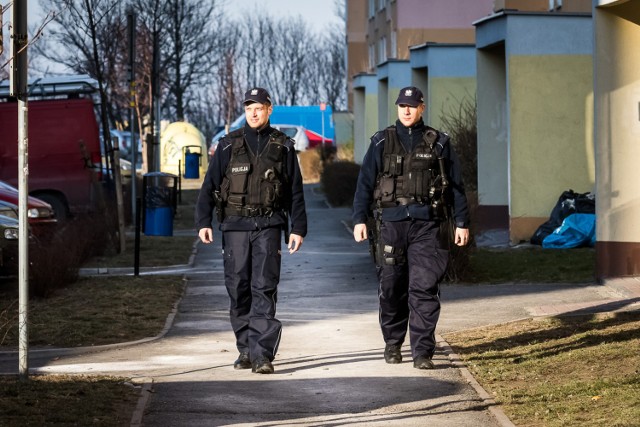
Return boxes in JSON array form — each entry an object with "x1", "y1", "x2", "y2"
[{"x1": 2, "y1": 185, "x2": 640, "y2": 426}]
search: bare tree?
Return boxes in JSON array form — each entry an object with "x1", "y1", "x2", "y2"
[
  {"x1": 319, "y1": 21, "x2": 347, "y2": 110},
  {"x1": 29, "y1": 0, "x2": 348, "y2": 142},
  {"x1": 34, "y1": 0, "x2": 126, "y2": 159},
  {"x1": 214, "y1": 22, "x2": 243, "y2": 131},
  {"x1": 161, "y1": 0, "x2": 220, "y2": 122},
  {"x1": 270, "y1": 16, "x2": 316, "y2": 106}
]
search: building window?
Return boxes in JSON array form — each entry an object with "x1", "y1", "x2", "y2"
[
  {"x1": 549, "y1": 0, "x2": 563, "y2": 9},
  {"x1": 378, "y1": 0, "x2": 385, "y2": 11},
  {"x1": 368, "y1": 0, "x2": 375, "y2": 18},
  {"x1": 390, "y1": 31, "x2": 397, "y2": 58},
  {"x1": 378, "y1": 36, "x2": 387, "y2": 64},
  {"x1": 369, "y1": 44, "x2": 376, "y2": 70}
]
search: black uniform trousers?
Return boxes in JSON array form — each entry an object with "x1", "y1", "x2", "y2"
[
  {"x1": 222, "y1": 227, "x2": 282, "y2": 363},
  {"x1": 376, "y1": 219, "x2": 448, "y2": 358}
]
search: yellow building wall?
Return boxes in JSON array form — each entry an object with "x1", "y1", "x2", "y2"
[
  {"x1": 509, "y1": 55, "x2": 594, "y2": 242},
  {"x1": 365, "y1": 92, "x2": 380, "y2": 140},
  {"x1": 428, "y1": 77, "x2": 476, "y2": 131},
  {"x1": 595, "y1": 7, "x2": 640, "y2": 243}
]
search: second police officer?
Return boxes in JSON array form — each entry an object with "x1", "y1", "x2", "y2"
[
  {"x1": 195, "y1": 87, "x2": 307, "y2": 374},
  {"x1": 352, "y1": 86, "x2": 470, "y2": 369}
]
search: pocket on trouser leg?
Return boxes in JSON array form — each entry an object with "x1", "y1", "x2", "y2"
[{"x1": 431, "y1": 247, "x2": 449, "y2": 283}]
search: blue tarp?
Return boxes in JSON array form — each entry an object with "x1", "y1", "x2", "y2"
[{"x1": 542, "y1": 213, "x2": 596, "y2": 249}]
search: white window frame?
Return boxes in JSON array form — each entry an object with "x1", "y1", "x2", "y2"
[
  {"x1": 378, "y1": 36, "x2": 387, "y2": 64},
  {"x1": 369, "y1": 43, "x2": 376, "y2": 69},
  {"x1": 390, "y1": 31, "x2": 397, "y2": 58}
]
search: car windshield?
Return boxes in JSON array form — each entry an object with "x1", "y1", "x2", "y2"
[{"x1": 277, "y1": 127, "x2": 298, "y2": 138}]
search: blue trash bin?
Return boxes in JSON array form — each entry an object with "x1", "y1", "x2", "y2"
[
  {"x1": 143, "y1": 172, "x2": 177, "y2": 236},
  {"x1": 183, "y1": 145, "x2": 202, "y2": 179}
]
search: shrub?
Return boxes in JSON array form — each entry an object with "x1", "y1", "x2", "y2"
[
  {"x1": 29, "y1": 212, "x2": 112, "y2": 298},
  {"x1": 298, "y1": 149, "x2": 322, "y2": 184},
  {"x1": 336, "y1": 140, "x2": 354, "y2": 162},
  {"x1": 438, "y1": 96, "x2": 478, "y2": 282},
  {"x1": 320, "y1": 161, "x2": 361, "y2": 207},
  {"x1": 440, "y1": 96, "x2": 477, "y2": 192},
  {"x1": 439, "y1": 191, "x2": 478, "y2": 283}
]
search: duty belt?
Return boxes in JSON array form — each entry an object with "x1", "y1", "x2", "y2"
[
  {"x1": 378, "y1": 197, "x2": 421, "y2": 208},
  {"x1": 225, "y1": 206, "x2": 275, "y2": 217}
]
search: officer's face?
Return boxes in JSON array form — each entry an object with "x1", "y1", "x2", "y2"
[
  {"x1": 245, "y1": 102, "x2": 273, "y2": 129},
  {"x1": 397, "y1": 104, "x2": 425, "y2": 127}
]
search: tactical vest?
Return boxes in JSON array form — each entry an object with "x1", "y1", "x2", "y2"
[
  {"x1": 373, "y1": 126, "x2": 449, "y2": 218},
  {"x1": 220, "y1": 129, "x2": 290, "y2": 217}
]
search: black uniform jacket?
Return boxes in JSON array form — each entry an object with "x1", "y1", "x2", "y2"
[
  {"x1": 195, "y1": 122, "x2": 308, "y2": 237},
  {"x1": 352, "y1": 119, "x2": 469, "y2": 228}
]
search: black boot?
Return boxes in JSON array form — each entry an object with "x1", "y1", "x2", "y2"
[
  {"x1": 233, "y1": 352, "x2": 251, "y2": 370},
  {"x1": 384, "y1": 344, "x2": 402, "y2": 364},
  {"x1": 413, "y1": 354, "x2": 435, "y2": 370},
  {"x1": 251, "y1": 357, "x2": 274, "y2": 374}
]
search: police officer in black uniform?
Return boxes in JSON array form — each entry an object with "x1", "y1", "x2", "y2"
[
  {"x1": 195, "y1": 87, "x2": 307, "y2": 374},
  {"x1": 352, "y1": 86, "x2": 469, "y2": 369}
]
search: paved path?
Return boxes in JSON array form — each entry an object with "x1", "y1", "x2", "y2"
[{"x1": 2, "y1": 185, "x2": 640, "y2": 427}]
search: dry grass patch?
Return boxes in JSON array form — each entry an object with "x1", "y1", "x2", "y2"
[
  {"x1": 85, "y1": 235, "x2": 195, "y2": 269},
  {"x1": 1, "y1": 275, "x2": 184, "y2": 348},
  {"x1": 468, "y1": 247, "x2": 596, "y2": 284},
  {"x1": 444, "y1": 312, "x2": 640, "y2": 427},
  {"x1": 0, "y1": 374, "x2": 139, "y2": 426},
  {"x1": 298, "y1": 149, "x2": 322, "y2": 183}
]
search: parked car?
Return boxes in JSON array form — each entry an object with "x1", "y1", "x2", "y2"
[
  {"x1": 0, "y1": 181, "x2": 57, "y2": 236},
  {"x1": 272, "y1": 124, "x2": 311, "y2": 152},
  {"x1": 208, "y1": 121, "x2": 313, "y2": 157},
  {"x1": 0, "y1": 213, "x2": 19, "y2": 273},
  {"x1": 0, "y1": 200, "x2": 18, "y2": 220},
  {"x1": 0, "y1": 75, "x2": 104, "y2": 219},
  {"x1": 110, "y1": 129, "x2": 142, "y2": 162},
  {"x1": 209, "y1": 115, "x2": 246, "y2": 158}
]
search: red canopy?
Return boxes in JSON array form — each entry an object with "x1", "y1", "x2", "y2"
[{"x1": 304, "y1": 129, "x2": 333, "y2": 147}]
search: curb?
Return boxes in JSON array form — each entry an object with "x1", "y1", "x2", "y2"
[
  {"x1": 437, "y1": 334, "x2": 517, "y2": 427},
  {"x1": 130, "y1": 377, "x2": 154, "y2": 427},
  {"x1": 0, "y1": 277, "x2": 186, "y2": 364}
]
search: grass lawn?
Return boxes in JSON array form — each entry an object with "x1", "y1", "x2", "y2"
[
  {"x1": 0, "y1": 189, "x2": 631, "y2": 425},
  {"x1": 0, "y1": 190, "x2": 199, "y2": 426},
  {"x1": 0, "y1": 275, "x2": 184, "y2": 348},
  {"x1": 469, "y1": 247, "x2": 596, "y2": 284},
  {"x1": 0, "y1": 375, "x2": 140, "y2": 426},
  {"x1": 444, "y1": 312, "x2": 640, "y2": 427}
]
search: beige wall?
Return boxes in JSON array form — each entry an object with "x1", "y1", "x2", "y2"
[
  {"x1": 494, "y1": 0, "x2": 592, "y2": 12},
  {"x1": 493, "y1": 0, "x2": 549, "y2": 11},
  {"x1": 347, "y1": 0, "x2": 368, "y2": 109},
  {"x1": 509, "y1": 54, "x2": 594, "y2": 242},
  {"x1": 352, "y1": 83, "x2": 379, "y2": 163},
  {"x1": 427, "y1": 77, "x2": 477, "y2": 131},
  {"x1": 562, "y1": 0, "x2": 592, "y2": 12},
  {"x1": 594, "y1": 0, "x2": 640, "y2": 279},
  {"x1": 595, "y1": 6, "x2": 640, "y2": 244}
]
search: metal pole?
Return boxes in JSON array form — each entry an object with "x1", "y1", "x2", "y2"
[
  {"x1": 321, "y1": 105, "x2": 326, "y2": 162},
  {"x1": 134, "y1": 197, "x2": 141, "y2": 276},
  {"x1": 128, "y1": 10, "x2": 137, "y2": 224},
  {"x1": 11, "y1": 0, "x2": 29, "y2": 380},
  {"x1": 153, "y1": 34, "x2": 161, "y2": 172}
]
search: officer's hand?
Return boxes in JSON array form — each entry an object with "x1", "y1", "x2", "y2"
[
  {"x1": 353, "y1": 223, "x2": 367, "y2": 242},
  {"x1": 288, "y1": 233, "x2": 304, "y2": 254},
  {"x1": 454, "y1": 228, "x2": 470, "y2": 246},
  {"x1": 199, "y1": 228, "x2": 213, "y2": 244}
]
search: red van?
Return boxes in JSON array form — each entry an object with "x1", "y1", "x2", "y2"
[{"x1": 0, "y1": 78, "x2": 103, "y2": 218}]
